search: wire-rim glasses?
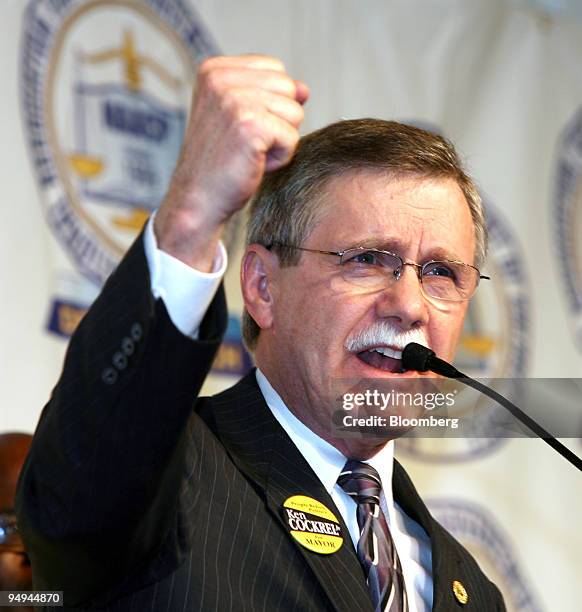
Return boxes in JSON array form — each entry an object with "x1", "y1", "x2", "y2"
[{"x1": 267, "y1": 244, "x2": 489, "y2": 302}]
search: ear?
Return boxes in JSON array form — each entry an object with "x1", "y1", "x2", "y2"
[{"x1": 240, "y1": 244, "x2": 279, "y2": 333}]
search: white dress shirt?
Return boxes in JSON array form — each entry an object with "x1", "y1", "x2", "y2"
[{"x1": 143, "y1": 216, "x2": 433, "y2": 611}]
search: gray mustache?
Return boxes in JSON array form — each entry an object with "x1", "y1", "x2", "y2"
[{"x1": 345, "y1": 322, "x2": 429, "y2": 353}]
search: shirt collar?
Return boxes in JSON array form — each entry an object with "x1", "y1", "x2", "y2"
[{"x1": 255, "y1": 368, "x2": 395, "y2": 505}]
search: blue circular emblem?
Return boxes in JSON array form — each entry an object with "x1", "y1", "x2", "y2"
[
  {"x1": 428, "y1": 498, "x2": 542, "y2": 612},
  {"x1": 554, "y1": 107, "x2": 582, "y2": 351},
  {"x1": 21, "y1": 0, "x2": 218, "y2": 285}
]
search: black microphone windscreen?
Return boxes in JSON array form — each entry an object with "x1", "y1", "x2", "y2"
[{"x1": 402, "y1": 342, "x2": 435, "y2": 372}]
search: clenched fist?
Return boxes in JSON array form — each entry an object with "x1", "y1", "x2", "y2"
[{"x1": 154, "y1": 55, "x2": 309, "y2": 270}]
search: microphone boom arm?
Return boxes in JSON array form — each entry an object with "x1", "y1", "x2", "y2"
[
  {"x1": 454, "y1": 372, "x2": 582, "y2": 473},
  {"x1": 402, "y1": 342, "x2": 582, "y2": 473}
]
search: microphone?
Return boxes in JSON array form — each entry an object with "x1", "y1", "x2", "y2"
[
  {"x1": 401, "y1": 343, "x2": 462, "y2": 379},
  {"x1": 402, "y1": 342, "x2": 582, "y2": 473}
]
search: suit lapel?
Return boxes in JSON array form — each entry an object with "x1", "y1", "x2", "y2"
[
  {"x1": 264, "y1": 434, "x2": 373, "y2": 612},
  {"x1": 393, "y1": 459, "x2": 469, "y2": 612},
  {"x1": 208, "y1": 371, "x2": 373, "y2": 612}
]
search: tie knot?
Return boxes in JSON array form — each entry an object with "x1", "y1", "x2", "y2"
[{"x1": 337, "y1": 460, "x2": 383, "y2": 505}]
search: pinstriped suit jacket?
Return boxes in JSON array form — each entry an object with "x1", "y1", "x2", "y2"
[{"x1": 16, "y1": 234, "x2": 505, "y2": 611}]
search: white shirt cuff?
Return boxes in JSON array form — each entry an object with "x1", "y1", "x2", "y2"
[{"x1": 143, "y1": 213, "x2": 227, "y2": 339}]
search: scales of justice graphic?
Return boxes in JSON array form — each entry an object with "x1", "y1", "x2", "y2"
[{"x1": 67, "y1": 29, "x2": 187, "y2": 234}]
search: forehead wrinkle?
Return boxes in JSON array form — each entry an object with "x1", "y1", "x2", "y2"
[{"x1": 306, "y1": 174, "x2": 475, "y2": 262}]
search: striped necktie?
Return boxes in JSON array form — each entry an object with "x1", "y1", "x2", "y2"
[{"x1": 337, "y1": 460, "x2": 408, "y2": 612}]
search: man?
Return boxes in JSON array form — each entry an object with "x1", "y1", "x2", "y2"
[
  {"x1": 0, "y1": 433, "x2": 33, "y2": 612},
  {"x1": 17, "y1": 55, "x2": 504, "y2": 610}
]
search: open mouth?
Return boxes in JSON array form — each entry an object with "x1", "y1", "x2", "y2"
[{"x1": 356, "y1": 346, "x2": 406, "y2": 373}]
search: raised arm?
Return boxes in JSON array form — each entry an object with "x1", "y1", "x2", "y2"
[{"x1": 16, "y1": 54, "x2": 307, "y2": 605}]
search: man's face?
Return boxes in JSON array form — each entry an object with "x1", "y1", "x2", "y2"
[{"x1": 261, "y1": 171, "x2": 476, "y2": 436}]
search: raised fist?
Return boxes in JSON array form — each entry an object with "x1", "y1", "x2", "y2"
[{"x1": 154, "y1": 55, "x2": 309, "y2": 270}]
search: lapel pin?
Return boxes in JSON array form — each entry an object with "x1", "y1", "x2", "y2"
[
  {"x1": 452, "y1": 580, "x2": 469, "y2": 605},
  {"x1": 282, "y1": 495, "x2": 344, "y2": 554}
]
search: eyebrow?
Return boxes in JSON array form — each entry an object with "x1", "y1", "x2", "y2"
[
  {"x1": 342, "y1": 237, "x2": 406, "y2": 252},
  {"x1": 342, "y1": 238, "x2": 464, "y2": 262}
]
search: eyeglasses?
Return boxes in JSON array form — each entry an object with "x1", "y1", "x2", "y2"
[{"x1": 268, "y1": 244, "x2": 489, "y2": 302}]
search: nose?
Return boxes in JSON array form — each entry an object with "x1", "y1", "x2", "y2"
[
  {"x1": 375, "y1": 264, "x2": 429, "y2": 329},
  {"x1": 394, "y1": 262, "x2": 423, "y2": 282}
]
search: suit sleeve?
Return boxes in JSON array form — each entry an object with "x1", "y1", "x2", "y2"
[{"x1": 15, "y1": 232, "x2": 227, "y2": 605}]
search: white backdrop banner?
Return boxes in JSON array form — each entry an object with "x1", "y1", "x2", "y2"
[{"x1": 1, "y1": 0, "x2": 581, "y2": 610}]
